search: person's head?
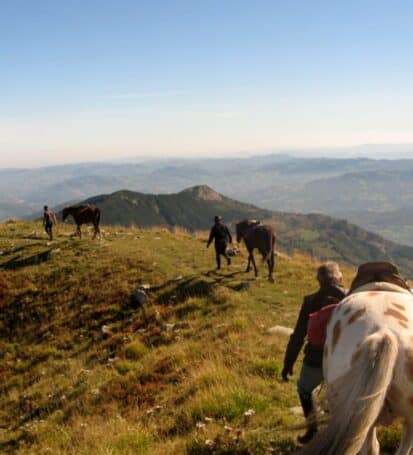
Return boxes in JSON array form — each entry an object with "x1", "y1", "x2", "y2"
[
  {"x1": 317, "y1": 261, "x2": 343, "y2": 288},
  {"x1": 214, "y1": 215, "x2": 222, "y2": 224},
  {"x1": 44, "y1": 205, "x2": 48, "y2": 211}
]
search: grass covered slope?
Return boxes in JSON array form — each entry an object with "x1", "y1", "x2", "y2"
[
  {"x1": 75, "y1": 185, "x2": 413, "y2": 277},
  {"x1": 0, "y1": 221, "x2": 401, "y2": 454}
]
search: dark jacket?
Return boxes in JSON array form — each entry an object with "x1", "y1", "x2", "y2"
[
  {"x1": 283, "y1": 284, "x2": 346, "y2": 370},
  {"x1": 207, "y1": 223, "x2": 232, "y2": 249}
]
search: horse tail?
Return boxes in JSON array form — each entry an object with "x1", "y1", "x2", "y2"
[
  {"x1": 297, "y1": 329, "x2": 398, "y2": 455},
  {"x1": 263, "y1": 228, "x2": 274, "y2": 263},
  {"x1": 95, "y1": 208, "x2": 101, "y2": 226}
]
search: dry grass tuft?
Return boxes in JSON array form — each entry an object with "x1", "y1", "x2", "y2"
[{"x1": 0, "y1": 220, "x2": 399, "y2": 454}]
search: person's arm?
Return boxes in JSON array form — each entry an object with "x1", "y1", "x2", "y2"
[
  {"x1": 282, "y1": 299, "x2": 309, "y2": 381},
  {"x1": 207, "y1": 227, "x2": 215, "y2": 248},
  {"x1": 43, "y1": 213, "x2": 47, "y2": 227},
  {"x1": 52, "y1": 211, "x2": 58, "y2": 225},
  {"x1": 226, "y1": 226, "x2": 232, "y2": 244}
]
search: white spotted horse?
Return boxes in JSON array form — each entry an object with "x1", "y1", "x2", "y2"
[{"x1": 298, "y1": 262, "x2": 413, "y2": 455}]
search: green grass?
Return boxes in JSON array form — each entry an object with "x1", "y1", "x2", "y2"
[{"x1": 0, "y1": 221, "x2": 402, "y2": 454}]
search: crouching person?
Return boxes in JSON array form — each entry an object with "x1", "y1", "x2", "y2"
[{"x1": 281, "y1": 262, "x2": 346, "y2": 444}]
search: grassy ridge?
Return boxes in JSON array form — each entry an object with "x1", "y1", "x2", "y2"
[
  {"x1": 0, "y1": 221, "x2": 401, "y2": 454},
  {"x1": 78, "y1": 186, "x2": 413, "y2": 277}
]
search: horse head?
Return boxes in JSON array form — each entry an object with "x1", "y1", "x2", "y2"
[
  {"x1": 236, "y1": 219, "x2": 260, "y2": 242},
  {"x1": 235, "y1": 221, "x2": 245, "y2": 243}
]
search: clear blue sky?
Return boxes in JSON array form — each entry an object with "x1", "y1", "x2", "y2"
[{"x1": 1, "y1": 0, "x2": 413, "y2": 166}]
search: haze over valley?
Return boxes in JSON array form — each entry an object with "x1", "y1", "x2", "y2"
[{"x1": 3, "y1": 149, "x2": 413, "y2": 246}]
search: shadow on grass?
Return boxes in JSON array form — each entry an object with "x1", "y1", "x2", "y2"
[
  {"x1": 0, "y1": 243, "x2": 40, "y2": 256},
  {"x1": 156, "y1": 276, "x2": 216, "y2": 305},
  {"x1": 0, "y1": 249, "x2": 53, "y2": 270}
]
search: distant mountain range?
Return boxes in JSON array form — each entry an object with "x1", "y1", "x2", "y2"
[
  {"x1": 73, "y1": 185, "x2": 413, "y2": 277},
  {"x1": 2, "y1": 153, "x2": 413, "y2": 246}
]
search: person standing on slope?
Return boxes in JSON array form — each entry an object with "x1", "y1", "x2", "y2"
[
  {"x1": 207, "y1": 215, "x2": 232, "y2": 270},
  {"x1": 43, "y1": 205, "x2": 58, "y2": 240},
  {"x1": 281, "y1": 262, "x2": 346, "y2": 444}
]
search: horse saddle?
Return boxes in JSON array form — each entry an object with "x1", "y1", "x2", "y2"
[{"x1": 349, "y1": 261, "x2": 410, "y2": 293}]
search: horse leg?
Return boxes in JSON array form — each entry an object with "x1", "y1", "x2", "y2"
[
  {"x1": 246, "y1": 253, "x2": 252, "y2": 272},
  {"x1": 359, "y1": 427, "x2": 379, "y2": 455},
  {"x1": 395, "y1": 420, "x2": 413, "y2": 455},
  {"x1": 93, "y1": 222, "x2": 101, "y2": 240},
  {"x1": 76, "y1": 225, "x2": 82, "y2": 238},
  {"x1": 250, "y1": 253, "x2": 258, "y2": 277},
  {"x1": 271, "y1": 253, "x2": 276, "y2": 279},
  {"x1": 267, "y1": 258, "x2": 275, "y2": 283},
  {"x1": 269, "y1": 253, "x2": 275, "y2": 283}
]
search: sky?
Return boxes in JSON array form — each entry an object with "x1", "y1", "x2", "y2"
[{"x1": 1, "y1": 0, "x2": 413, "y2": 167}]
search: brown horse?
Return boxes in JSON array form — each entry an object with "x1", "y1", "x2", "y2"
[
  {"x1": 236, "y1": 219, "x2": 276, "y2": 282},
  {"x1": 62, "y1": 205, "x2": 101, "y2": 239}
]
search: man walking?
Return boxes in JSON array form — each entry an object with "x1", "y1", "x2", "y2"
[
  {"x1": 43, "y1": 205, "x2": 57, "y2": 240},
  {"x1": 282, "y1": 262, "x2": 346, "y2": 444},
  {"x1": 207, "y1": 215, "x2": 232, "y2": 269}
]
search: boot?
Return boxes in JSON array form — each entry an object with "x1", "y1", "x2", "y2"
[{"x1": 297, "y1": 393, "x2": 317, "y2": 444}]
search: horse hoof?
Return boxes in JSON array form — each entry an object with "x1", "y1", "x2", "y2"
[{"x1": 268, "y1": 277, "x2": 275, "y2": 283}]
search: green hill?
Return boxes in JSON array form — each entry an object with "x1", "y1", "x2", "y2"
[
  {"x1": 83, "y1": 185, "x2": 272, "y2": 230},
  {"x1": 78, "y1": 185, "x2": 413, "y2": 278},
  {"x1": 0, "y1": 221, "x2": 401, "y2": 454}
]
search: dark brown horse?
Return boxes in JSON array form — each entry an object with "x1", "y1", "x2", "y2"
[
  {"x1": 236, "y1": 219, "x2": 276, "y2": 282},
  {"x1": 62, "y1": 205, "x2": 101, "y2": 239}
]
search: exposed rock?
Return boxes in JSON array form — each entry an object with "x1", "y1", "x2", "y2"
[
  {"x1": 131, "y1": 288, "x2": 148, "y2": 308},
  {"x1": 290, "y1": 406, "x2": 303, "y2": 416},
  {"x1": 174, "y1": 321, "x2": 190, "y2": 330},
  {"x1": 101, "y1": 325, "x2": 113, "y2": 337},
  {"x1": 244, "y1": 408, "x2": 256, "y2": 418},
  {"x1": 267, "y1": 325, "x2": 293, "y2": 336},
  {"x1": 235, "y1": 281, "x2": 250, "y2": 291},
  {"x1": 163, "y1": 323, "x2": 175, "y2": 332}
]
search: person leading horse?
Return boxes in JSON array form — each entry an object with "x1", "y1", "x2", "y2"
[{"x1": 207, "y1": 215, "x2": 232, "y2": 270}]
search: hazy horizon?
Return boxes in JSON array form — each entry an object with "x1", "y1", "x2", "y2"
[
  {"x1": 2, "y1": 143, "x2": 413, "y2": 169},
  {"x1": 2, "y1": 1, "x2": 413, "y2": 167}
]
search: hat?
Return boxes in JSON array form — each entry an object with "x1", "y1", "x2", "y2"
[{"x1": 214, "y1": 215, "x2": 222, "y2": 223}]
